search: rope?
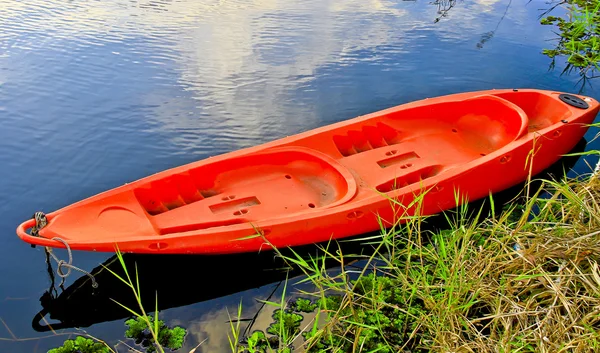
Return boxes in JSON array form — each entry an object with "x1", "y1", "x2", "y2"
[
  {"x1": 31, "y1": 211, "x2": 47, "y2": 237},
  {"x1": 30, "y1": 212, "x2": 98, "y2": 289},
  {"x1": 47, "y1": 238, "x2": 98, "y2": 288}
]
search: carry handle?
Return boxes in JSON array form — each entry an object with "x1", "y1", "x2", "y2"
[{"x1": 16, "y1": 218, "x2": 66, "y2": 248}]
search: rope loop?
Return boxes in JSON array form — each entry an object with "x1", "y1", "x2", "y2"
[{"x1": 47, "y1": 237, "x2": 98, "y2": 288}]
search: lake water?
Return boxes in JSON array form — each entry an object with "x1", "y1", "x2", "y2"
[{"x1": 2, "y1": 0, "x2": 599, "y2": 352}]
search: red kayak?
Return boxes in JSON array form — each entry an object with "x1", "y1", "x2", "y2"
[{"x1": 16, "y1": 89, "x2": 599, "y2": 254}]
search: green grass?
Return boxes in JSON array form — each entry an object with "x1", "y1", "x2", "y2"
[{"x1": 235, "y1": 151, "x2": 600, "y2": 352}]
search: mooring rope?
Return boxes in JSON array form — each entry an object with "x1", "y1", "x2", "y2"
[
  {"x1": 31, "y1": 212, "x2": 98, "y2": 288},
  {"x1": 46, "y1": 238, "x2": 98, "y2": 288}
]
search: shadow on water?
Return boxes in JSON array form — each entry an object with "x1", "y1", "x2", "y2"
[
  {"x1": 31, "y1": 137, "x2": 588, "y2": 333},
  {"x1": 32, "y1": 239, "x2": 374, "y2": 333}
]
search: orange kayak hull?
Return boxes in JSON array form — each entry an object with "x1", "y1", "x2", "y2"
[{"x1": 16, "y1": 89, "x2": 600, "y2": 254}]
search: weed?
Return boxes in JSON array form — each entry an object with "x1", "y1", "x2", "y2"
[
  {"x1": 47, "y1": 336, "x2": 110, "y2": 353},
  {"x1": 102, "y1": 247, "x2": 187, "y2": 353},
  {"x1": 125, "y1": 316, "x2": 186, "y2": 353},
  {"x1": 541, "y1": 0, "x2": 600, "y2": 90}
]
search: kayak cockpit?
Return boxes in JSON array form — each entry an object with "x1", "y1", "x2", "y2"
[{"x1": 134, "y1": 147, "x2": 358, "y2": 235}]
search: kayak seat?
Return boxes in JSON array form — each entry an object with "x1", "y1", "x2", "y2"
[
  {"x1": 334, "y1": 95, "x2": 531, "y2": 193},
  {"x1": 133, "y1": 147, "x2": 359, "y2": 234},
  {"x1": 491, "y1": 91, "x2": 572, "y2": 132},
  {"x1": 369, "y1": 94, "x2": 530, "y2": 155}
]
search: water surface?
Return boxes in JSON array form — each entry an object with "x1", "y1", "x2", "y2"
[{"x1": 1, "y1": 0, "x2": 599, "y2": 352}]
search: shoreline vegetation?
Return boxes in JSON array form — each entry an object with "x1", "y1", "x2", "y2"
[
  {"x1": 237, "y1": 150, "x2": 600, "y2": 353},
  {"x1": 540, "y1": 0, "x2": 600, "y2": 91},
  {"x1": 37, "y1": 0, "x2": 600, "y2": 352}
]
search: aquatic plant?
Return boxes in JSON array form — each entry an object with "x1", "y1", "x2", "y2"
[
  {"x1": 102, "y1": 248, "x2": 187, "y2": 353},
  {"x1": 541, "y1": 0, "x2": 600, "y2": 89},
  {"x1": 228, "y1": 275, "x2": 310, "y2": 353},
  {"x1": 288, "y1": 298, "x2": 317, "y2": 313},
  {"x1": 125, "y1": 316, "x2": 186, "y2": 353},
  {"x1": 231, "y1": 297, "x2": 318, "y2": 353},
  {"x1": 47, "y1": 336, "x2": 110, "y2": 353}
]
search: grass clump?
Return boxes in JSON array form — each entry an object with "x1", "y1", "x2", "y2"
[
  {"x1": 262, "y1": 163, "x2": 600, "y2": 352},
  {"x1": 307, "y1": 273, "x2": 426, "y2": 353},
  {"x1": 45, "y1": 248, "x2": 189, "y2": 353},
  {"x1": 243, "y1": 330, "x2": 273, "y2": 352}
]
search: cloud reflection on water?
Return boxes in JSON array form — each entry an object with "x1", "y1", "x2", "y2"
[{"x1": 1, "y1": 0, "x2": 555, "y2": 157}]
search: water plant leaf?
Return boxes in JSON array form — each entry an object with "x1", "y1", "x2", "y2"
[{"x1": 47, "y1": 336, "x2": 110, "y2": 353}]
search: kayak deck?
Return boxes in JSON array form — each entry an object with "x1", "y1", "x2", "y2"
[{"x1": 17, "y1": 89, "x2": 600, "y2": 254}]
